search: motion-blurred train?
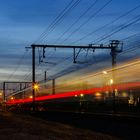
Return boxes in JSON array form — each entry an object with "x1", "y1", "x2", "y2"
[{"x1": 5, "y1": 59, "x2": 140, "y2": 115}]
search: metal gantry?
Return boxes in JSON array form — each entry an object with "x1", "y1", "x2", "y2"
[
  {"x1": 3, "y1": 81, "x2": 32, "y2": 102},
  {"x1": 26, "y1": 40, "x2": 123, "y2": 111}
]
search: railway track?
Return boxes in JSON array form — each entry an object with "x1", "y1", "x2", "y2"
[{"x1": 29, "y1": 110, "x2": 140, "y2": 140}]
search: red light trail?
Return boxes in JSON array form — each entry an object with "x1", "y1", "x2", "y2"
[{"x1": 6, "y1": 82, "x2": 140, "y2": 105}]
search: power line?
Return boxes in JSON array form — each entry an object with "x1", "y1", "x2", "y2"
[
  {"x1": 34, "y1": 0, "x2": 74, "y2": 43},
  {"x1": 71, "y1": 4, "x2": 140, "y2": 44},
  {"x1": 12, "y1": 1, "x2": 140, "y2": 84},
  {"x1": 59, "y1": 0, "x2": 113, "y2": 44},
  {"x1": 92, "y1": 15, "x2": 140, "y2": 43},
  {"x1": 6, "y1": 50, "x2": 29, "y2": 81},
  {"x1": 122, "y1": 32, "x2": 140, "y2": 41},
  {"x1": 54, "y1": 0, "x2": 98, "y2": 44},
  {"x1": 35, "y1": 0, "x2": 82, "y2": 43},
  {"x1": 7, "y1": 1, "x2": 82, "y2": 82}
]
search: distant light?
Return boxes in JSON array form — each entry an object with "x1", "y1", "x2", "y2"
[
  {"x1": 122, "y1": 92, "x2": 128, "y2": 97},
  {"x1": 105, "y1": 91, "x2": 109, "y2": 97},
  {"x1": 29, "y1": 95, "x2": 33, "y2": 99},
  {"x1": 11, "y1": 97, "x2": 14, "y2": 100},
  {"x1": 103, "y1": 71, "x2": 107, "y2": 74},
  {"x1": 114, "y1": 89, "x2": 118, "y2": 92},
  {"x1": 80, "y1": 93, "x2": 84, "y2": 97},
  {"x1": 115, "y1": 89, "x2": 118, "y2": 96},
  {"x1": 6, "y1": 82, "x2": 140, "y2": 105},
  {"x1": 33, "y1": 83, "x2": 39, "y2": 90},
  {"x1": 110, "y1": 79, "x2": 114, "y2": 85},
  {"x1": 95, "y1": 92, "x2": 101, "y2": 97},
  {"x1": 0, "y1": 92, "x2": 2, "y2": 96},
  {"x1": 105, "y1": 91, "x2": 109, "y2": 94},
  {"x1": 74, "y1": 94, "x2": 78, "y2": 97}
]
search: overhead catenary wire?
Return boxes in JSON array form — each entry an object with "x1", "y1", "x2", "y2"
[
  {"x1": 7, "y1": 1, "x2": 140, "y2": 92},
  {"x1": 92, "y1": 15, "x2": 140, "y2": 44},
  {"x1": 123, "y1": 32, "x2": 140, "y2": 41},
  {"x1": 34, "y1": 1, "x2": 140, "y2": 81},
  {"x1": 34, "y1": 0, "x2": 74, "y2": 43},
  {"x1": 20, "y1": 0, "x2": 113, "y2": 83},
  {"x1": 38, "y1": 30, "x2": 140, "y2": 82},
  {"x1": 54, "y1": 0, "x2": 98, "y2": 44},
  {"x1": 35, "y1": 0, "x2": 82, "y2": 44},
  {"x1": 59, "y1": 0, "x2": 113, "y2": 44},
  {"x1": 20, "y1": 18, "x2": 140, "y2": 84},
  {"x1": 70, "y1": 4, "x2": 140, "y2": 44},
  {"x1": 18, "y1": 0, "x2": 83, "y2": 82},
  {"x1": 6, "y1": 50, "x2": 30, "y2": 81},
  {"x1": 35, "y1": 30, "x2": 140, "y2": 82}
]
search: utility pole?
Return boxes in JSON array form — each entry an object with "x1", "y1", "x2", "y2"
[
  {"x1": 32, "y1": 45, "x2": 36, "y2": 111},
  {"x1": 110, "y1": 40, "x2": 122, "y2": 113},
  {"x1": 44, "y1": 71, "x2": 47, "y2": 81},
  {"x1": 23, "y1": 83, "x2": 27, "y2": 99},
  {"x1": 52, "y1": 79, "x2": 55, "y2": 95},
  {"x1": 3, "y1": 82, "x2": 6, "y2": 103},
  {"x1": 3, "y1": 82, "x2": 6, "y2": 111}
]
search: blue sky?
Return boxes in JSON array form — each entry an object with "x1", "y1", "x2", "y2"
[{"x1": 0, "y1": 0, "x2": 140, "y2": 86}]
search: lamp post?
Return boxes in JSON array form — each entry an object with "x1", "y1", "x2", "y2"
[
  {"x1": 0, "y1": 92, "x2": 2, "y2": 111},
  {"x1": 109, "y1": 78, "x2": 116, "y2": 113},
  {"x1": 102, "y1": 71, "x2": 116, "y2": 113},
  {"x1": 32, "y1": 83, "x2": 39, "y2": 111}
]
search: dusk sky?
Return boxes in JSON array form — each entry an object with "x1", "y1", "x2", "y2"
[{"x1": 0, "y1": 0, "x2": 140, "y2": 86}]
